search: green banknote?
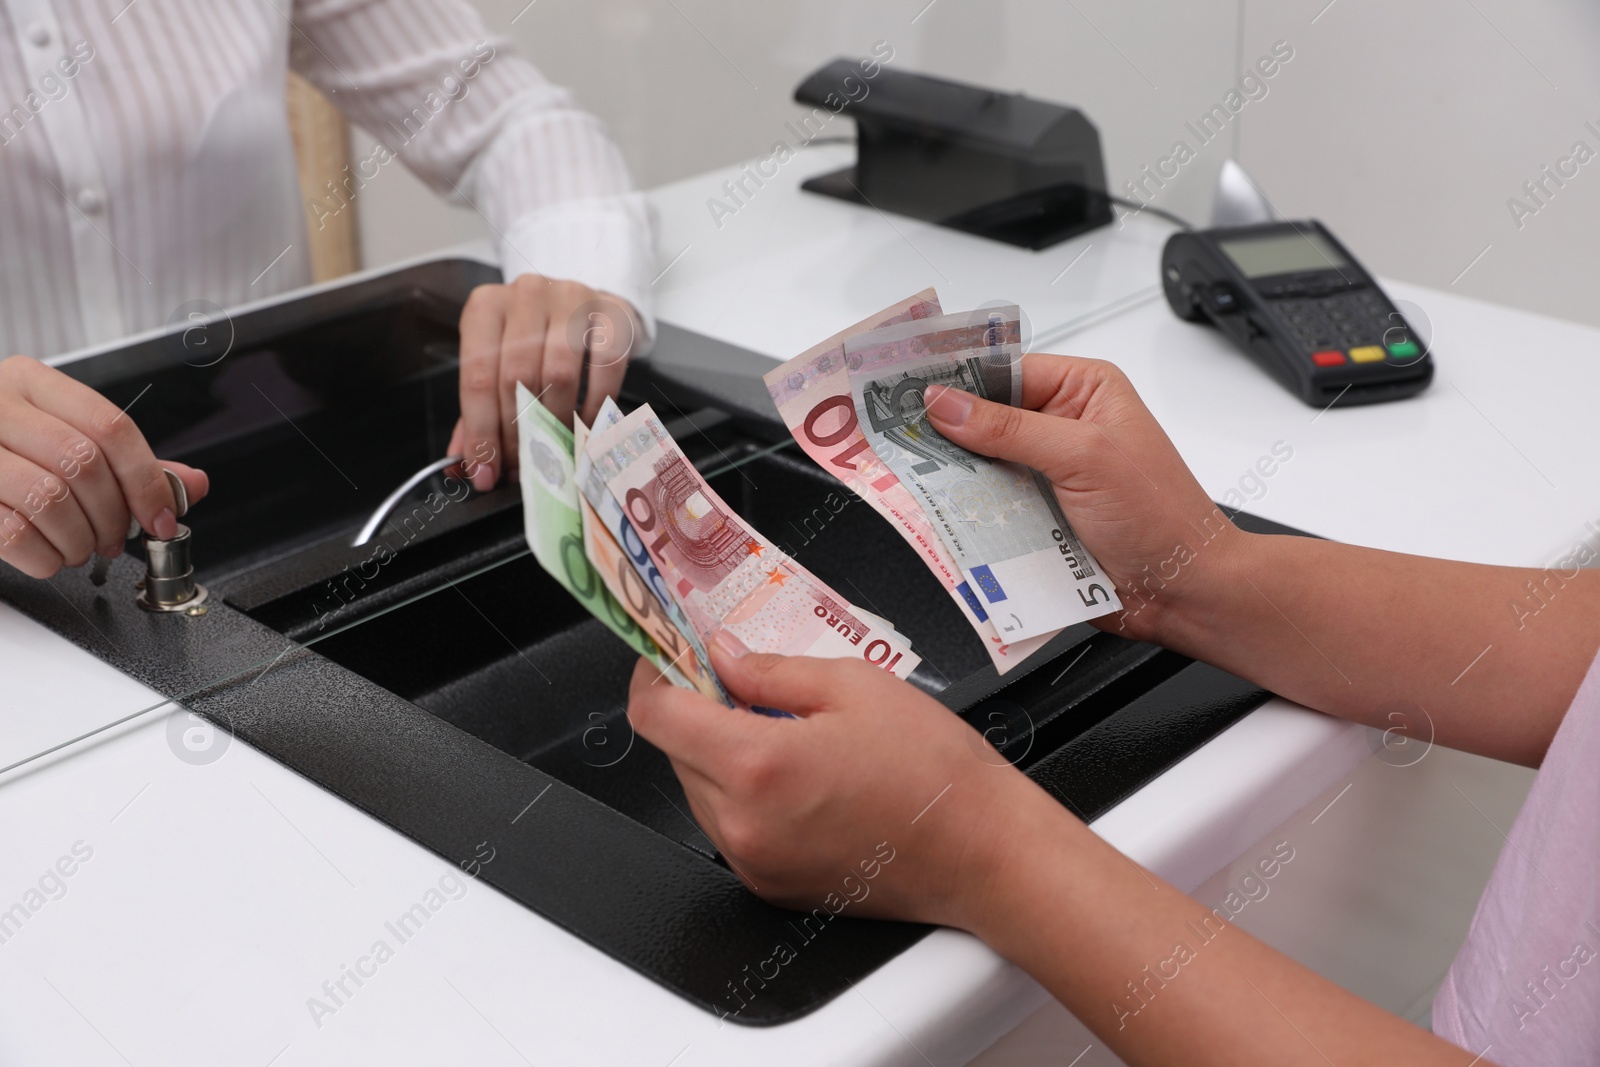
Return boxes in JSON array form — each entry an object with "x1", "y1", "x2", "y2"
[{"x1": 516, "y1": 383, "x2": 676, "y2": 671}]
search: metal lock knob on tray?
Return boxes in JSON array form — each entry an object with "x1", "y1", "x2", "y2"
[{"x1": 134, "y1": 468, "x2": 207, "y2": 614}]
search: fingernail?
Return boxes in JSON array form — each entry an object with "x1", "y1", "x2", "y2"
[
  {"x1": 711, "y1": 629, "x2": 749, "y2": 659},
  {"x1": 152, "y1": 508, "x2": 177, "y2": 540},
  {"x1": 925, "y1": 384, "x2": 975, "y2": 427},
  {"x1": 471, "y1": 466, "x2": 495, "y2": 493},
  {"x1": 106, "y1": 543, "x2": 123, "y2": 560}
]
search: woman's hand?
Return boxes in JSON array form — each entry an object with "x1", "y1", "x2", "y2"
[
  {"x1": 0, "y1": 355, "x2": 207, "y2": 579},
  {"x1": 448, "y1": 274, "x2": 639, "y2": 491},
  {"x1": 628, "y1": 649, "x2": 1480, "y2": 1067},
  {"x1": 926, "y1": 352, "x2": 1598, "y2": 766},
  {"x1": 627, "y1": 638, "x2": 1041, "y2": 929},
  {"x1": 925, "y1": 353, "x2": 1239, "y2": 642}
]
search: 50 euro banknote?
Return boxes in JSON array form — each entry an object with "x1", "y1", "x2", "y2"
[
  {"x1": 844, "y1": 307, "x2": 1121, "y2": 641},
  {"x1": 764, "y1": 291, "x2": 1055, "y2": 674},
  {"x1": 583, "y1": 402, "x2": 921, "y2": 680}
]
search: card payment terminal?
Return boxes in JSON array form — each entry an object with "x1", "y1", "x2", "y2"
[{"x1": 1161, "y1": 220, "x2": 1433, "y2": 407}]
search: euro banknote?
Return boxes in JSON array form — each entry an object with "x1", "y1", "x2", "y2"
[
  {"x1": 575, "y1": 400, "x2": 723, "y2": 681},
  {"x1": 844, "y1": 307, "x2": 1121, "y2": 641},
  {"x1": 584, "y1": 402, "x2": 922, "y2": 679},
  {"x1": 571, "y1": 415, "x2": 724, "y2": 702},
  {"x1": 515, "y1": 385, "x2": 697, "y2": 689},
  {"x1": 764, "y1": 292, "x2": 1055, "y2": 673}
]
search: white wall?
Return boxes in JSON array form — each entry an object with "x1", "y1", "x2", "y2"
[
  {"x1": 357, "y1": 0, "x2": 1600, "y2": 329},
  {"x1": 1240, "y1": 0, "x2": 1600, "y2": 330}
]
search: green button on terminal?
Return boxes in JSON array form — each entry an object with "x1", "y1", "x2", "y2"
[{"x1": 1387, "y1": 340, "x2": 1420, "y2": 359}]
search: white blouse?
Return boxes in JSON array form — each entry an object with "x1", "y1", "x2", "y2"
[{"x1": 0, "y1": 0, "x2": 654, "y2": 358}]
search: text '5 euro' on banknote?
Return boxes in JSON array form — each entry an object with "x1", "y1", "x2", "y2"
[
  {"x1": 843, "y1": 304, "x2": 1121, "y2": 642},
  {"x1": 763, "y1": 291, "x2": 1058, "y2": 674}
]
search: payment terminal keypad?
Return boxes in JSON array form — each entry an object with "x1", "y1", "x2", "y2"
[{"x1": 1272, "y1": 289, "x2": 1419, "y2": 367}]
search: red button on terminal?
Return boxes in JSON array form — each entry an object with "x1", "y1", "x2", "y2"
[{"x1": 1311, "y1": 350, "x2": 1346, "y2": 367}]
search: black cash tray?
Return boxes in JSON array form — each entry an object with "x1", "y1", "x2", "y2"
[{"x1": 0, "y1": 259, "x2": 1302, "y2": 1025}]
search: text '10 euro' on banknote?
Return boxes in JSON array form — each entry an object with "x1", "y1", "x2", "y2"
[
  {"x1": 843, "y1": 305, "x2": 1121, "y2": 642},
  {"x1": 585, "y1": 402, "x2": 921, "y2": 680}
]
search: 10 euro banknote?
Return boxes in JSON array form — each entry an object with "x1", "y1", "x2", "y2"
[{"x1": 584, "y1": 402, "x2": 921, "y2": 679}]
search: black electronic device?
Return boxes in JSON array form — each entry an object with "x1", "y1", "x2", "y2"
[
  {"x1": 1162, "y1": 220, "x2": 1433, "y2": 407},
  {"x1": 794, "y1": 59, "x2": 1113, "y2": 249}
]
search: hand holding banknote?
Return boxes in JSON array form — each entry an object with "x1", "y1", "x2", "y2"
[
  {"x1": 844, "y1": 307, "x2": 1120, "y2": 642},
  {"x1": 631, "y1": 356, "x2": 1251, "y2": 898},
  {"x1": 923, "y1": 353, "x2": 1239, "y2": 643},
  {"x1": 627, "y1": 641, "x2": 1020, "y2": 925}
]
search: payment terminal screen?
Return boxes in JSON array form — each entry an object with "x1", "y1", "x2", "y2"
[{"x1": 1219, "y1": 231, "x2": 1350, "y2": 278}]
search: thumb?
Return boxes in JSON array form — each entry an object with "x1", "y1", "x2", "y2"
[
  {"x1": 924, "y1": 384, "x2": 1093, "y2": 483},
  {"x1": 710, "y1": 638, "x2": 857, "y2": 717}
]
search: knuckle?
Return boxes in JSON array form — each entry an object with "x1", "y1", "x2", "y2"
[
  {"x1": 1088, "y1": 357, "x2": 1129, "y2": 388},
  {"x1": 35, "y1": 470, "x2": 69, "y2": 504},
  {"x1": 625, "y1": 693, "x2": 658, "y2": 734},
  {"x1": 729, "y1": 746, "x2": 778, "y2": 795},
  {"x1": 461, "y1": 361, "x2": 498, "y2": 393},
  {"x1": 543, "y1": 356, "x2": 579, "y2": 393},
  {"x1": 717, "y1": 815, "x2": 760, "y2": 861},
  {"x1": 511, "y1": 273, "x2": 548, "y2": 301},
  {"x1": 740, "y1": 652, "x2": 784, "y2": 687},
  {"x1": 845, "y1": 658, "x2": 885, "y2": 688},
  {"x1": 463, "y1": 284, "x2": 505, "y2": 314},
  {"x1": 58, "y1": 436, "x2": 97, "y2": 475},
  {"x1": 986, "y1": 402, "x2": 1025, "y2": 440},
  {"x1": 0, "y1": 520, "x2": 27, "y2": 557},
  {"x1": 88, "y1": 405, "x2": 135, "y2": 447},
  {"x1": 0, "y1": 354, "x2": 36, "y2": 381}
]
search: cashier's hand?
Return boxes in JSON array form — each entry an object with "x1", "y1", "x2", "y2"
[
  {"x1": 925, "y1": 353, "x2": 1231, "y2": 643},
  {"x1": 0, "y1": 356, "x2": 208, "y2": 579},
  {"x1": 448, "y1": 275, "x2": 640, "y2": 491},
  {"x1": 627, "y1": 644, "x2": 1038, "y2": 930}
]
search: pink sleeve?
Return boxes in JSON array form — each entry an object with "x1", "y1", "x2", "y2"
[{"x1": 1432, "y1": 646, "x2": 1600, "y2": 1065}]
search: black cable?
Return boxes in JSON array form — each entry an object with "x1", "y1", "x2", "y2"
[{"x1": 1098, "y1": 193, "x2": 1194, "y2": 231}]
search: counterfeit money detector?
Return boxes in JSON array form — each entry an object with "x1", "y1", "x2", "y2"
[{"x1": 2, "y1": 258, "x2": 1318, "y2": 1026}]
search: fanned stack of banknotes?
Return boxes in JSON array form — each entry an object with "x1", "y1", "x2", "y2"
[{"x1": 517, "y1": 290, "x2": 1122, "y2": 710}]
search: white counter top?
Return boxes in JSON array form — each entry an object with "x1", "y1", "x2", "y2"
[{"x1": 2, "y1": 147, "x2": 1593, "y2": 1065}]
